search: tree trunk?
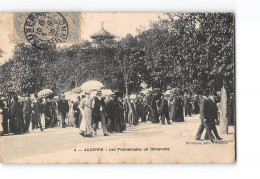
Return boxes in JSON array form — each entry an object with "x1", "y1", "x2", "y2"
[{"x1": 220, "y1": 86, "x2": 228, "y2": 134}]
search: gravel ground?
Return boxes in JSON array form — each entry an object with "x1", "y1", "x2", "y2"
[{"x1": 0, "y1": 114, "x2": 235, "y2": 164}]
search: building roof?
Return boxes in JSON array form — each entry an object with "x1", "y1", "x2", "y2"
[{"x1": 90, "y1": 25, "x2": 115, "y2": 40}]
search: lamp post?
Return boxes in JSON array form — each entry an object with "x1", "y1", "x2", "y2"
[{"x1": 123, "y1": 55, "x2": 129, "y2": 97}]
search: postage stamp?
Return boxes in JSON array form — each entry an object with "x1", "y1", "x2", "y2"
[{"x1": 13, "y1": 12, "x2": 80, "y2": 45}]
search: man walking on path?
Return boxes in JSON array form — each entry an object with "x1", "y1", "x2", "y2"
[
  {"x1": 160, "y1": 95, "x2": 171, "y2": 125},
  {"x1": 23, "y1": 94, "x2": 32, "y2": 133},
  {"x1": 93, "y1": 90, "x2": 109, "y2": 136},
  {"x1": 58, "y1": 94, "x2": 69, "y2": 128},
  {"x1": 195, "y1": 91, "x2": 215, "y2": 142},
  {"x1": 204, "y1": 92, "x2": 222, "y2": 141}
]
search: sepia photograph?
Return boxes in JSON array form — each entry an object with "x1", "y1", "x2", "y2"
[{"x1": 0, "y1": 12, "x2": 235, "y2": 164}]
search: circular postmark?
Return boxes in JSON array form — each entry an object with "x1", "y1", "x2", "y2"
[{"x1": 24, "y1": 12, "x2": 68, "y2": 48}]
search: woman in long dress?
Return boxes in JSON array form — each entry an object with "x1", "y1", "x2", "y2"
[
  {"x1": 169, "y1": 95, "x2": 176, "y2": 122},
  {"x1": 79, "y1": 92, "x2": 94, "y2": 137},
  {"x1": 31, "y1": 97, "x2": 43, "y2": 132},
  {"x1": 50, "y1": 99, "x2": 58, "y2": 127},
  {"x1": 171, "y1": 95, "x2": 184, "y2": 122},
  {"x1": 9, "y1": 96, "x2": 20, "y2": 134},
  {"x1": 150, "y1": 95, "x2": 160, "y2": 123},
  {"x1": 116, "y1": 97, "x2": 125, "y2": 132},
  {"x1": 67, "y1": 101, "x2": 74, "y2": 127},
  {"x1": 40, "y1": 98, "x2": 46, "y2": 128},
  {"x1": 44, "y1": 98, "x2": 52, "y2": 129}
]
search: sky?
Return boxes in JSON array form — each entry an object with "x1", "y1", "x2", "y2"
[{"x1": 0, "y1": 12, "x2": 162, "y2": 64}]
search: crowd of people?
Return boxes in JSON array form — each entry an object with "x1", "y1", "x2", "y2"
[{"x1": 0, "y1": 88, "x2": 234, "y2": 139}]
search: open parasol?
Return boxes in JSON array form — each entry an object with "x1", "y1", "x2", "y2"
[
  {"x1": 81, "y1": 80, "x2": 104, "y2": 92},
  {"x1": 129, "y1": 94, "x2": 137, "y2": 99},
  {"x1": 90, "y1": 91, "x2": 97, "y2": 98},
  {"x1": 38, "y1": 89, "x2": 53, "y2": 98},
  {"x1": 71, "y1": 86, "x2": 82, "y2": 93},
  {"x1": 64, "y1": 91, "x2": 78, "y2": 102}
]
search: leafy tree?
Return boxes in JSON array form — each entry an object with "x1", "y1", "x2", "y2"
[
  {"x1": 136, "y1": 13, "x2": 234, "y2": 94},
  {"x1": 0, "y1": 13, "x2": 234, "y2": 97},
  {"x1": 0, "y1": 43, "x2": 57, "y2": 94}
]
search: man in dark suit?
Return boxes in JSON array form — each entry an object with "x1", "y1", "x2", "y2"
[
  {"x1": 160, "y1": 95, "x2": 171, "y2": 125},
  {"x1": 195, "y1": 91, "x2": 215, "y2": 142},
  {"x1": 73, "y1": 96, "x2": 81, "y2": 128},
  {"x1": 184, "y1": 93, "x2": 192, "y2": 117},
  {"x1": 23, "y1": 94, "x2": 32, "y2": 133},
  {"x1": 93, "y1": 90, "x2": 108, "y2": 136},
  {"x1": 58, "y1": 94, "x2": 69, "y2": 128},
  {"x1": 105, "y1": 93, "x2": 118, "y2": 133},
  {"x1": 192, "y1": 94, "x2": 200, "y2": 114},
  {"x1": 204, "y1": 93, "x2": 222, "y2": 140},
  {"x1": 1, "y1": 97, "x2": 9, "y2": 135}
]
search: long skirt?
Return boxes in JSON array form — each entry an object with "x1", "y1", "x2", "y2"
[
  {"x1": 150, "y1": 108, "x2": 159, "y2": 123},
  {"x1": 170, "y1": 104, "x2": 184, "y2": 122},
  {"x1": 32, "y1": 114, "x2": 43, "y2": 130},
  {"x1": 128, "y1": 110, "x2": 134, "y2": 126},
  {"x1": 66, "y1": 110, "x2": 74, "y2": 127},
  {"x1": 193, "y1": 102, "x2": 199, "y2": 114},
  {"x1": 169, "y1": 105, "x2": 175, "y2": 121},
  {"x1": 41, "y1": 113, "x2": 45, "y2": 127},
  {"x1": 0, "y1": 114, "x2": 3, "y2": 132},
  {"x1": 80, "y1": 108, "x2": 93, "y2": 135},
  {"x1": 173, "y1": 107, "x2": 184, "y2": 122}
]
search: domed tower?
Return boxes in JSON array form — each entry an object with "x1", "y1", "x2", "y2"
[
  {"x1": 90, "y1": 22, "x2": 116, "y2": 47},
  {"x1": 87, "y1": 22, "x2": 117, "y2": 86}
]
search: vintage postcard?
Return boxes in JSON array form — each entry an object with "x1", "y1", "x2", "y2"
[{"x1": 0, "y1": 12, "x2": 235, "y2": 164}]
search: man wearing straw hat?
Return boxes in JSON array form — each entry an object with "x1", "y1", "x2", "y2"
[{"x1": 92, "y1": 90, "x2": 109, "y2": 136}]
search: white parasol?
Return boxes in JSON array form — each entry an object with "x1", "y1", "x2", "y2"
[
  {"x1": 129, "y1": 94, "x2": 137, "y2": 99},
  {"x1": 38, "y1": 89, "x2": 53, "y2": 98},
  {"x1": 81, "y1": 80, "x2": 104, "y2": 91},
  {"x1": 90, "y1": 91, "x2": 97, "y2": 98},
  {"x1": 71, "y1": 86, "x2": 82, "y2": 93},
  {"x1": 64, "y1": 91, "x2": 78, "y2": 102}
]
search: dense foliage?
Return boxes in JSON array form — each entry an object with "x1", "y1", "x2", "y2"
[{"x1": 0, "y1": 13, "x2": 234, "y2": 96}]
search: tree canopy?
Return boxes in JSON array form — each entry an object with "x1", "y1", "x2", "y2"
[{"x1": 0, "y1": 13, "x2": 234, "y2": 96}]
